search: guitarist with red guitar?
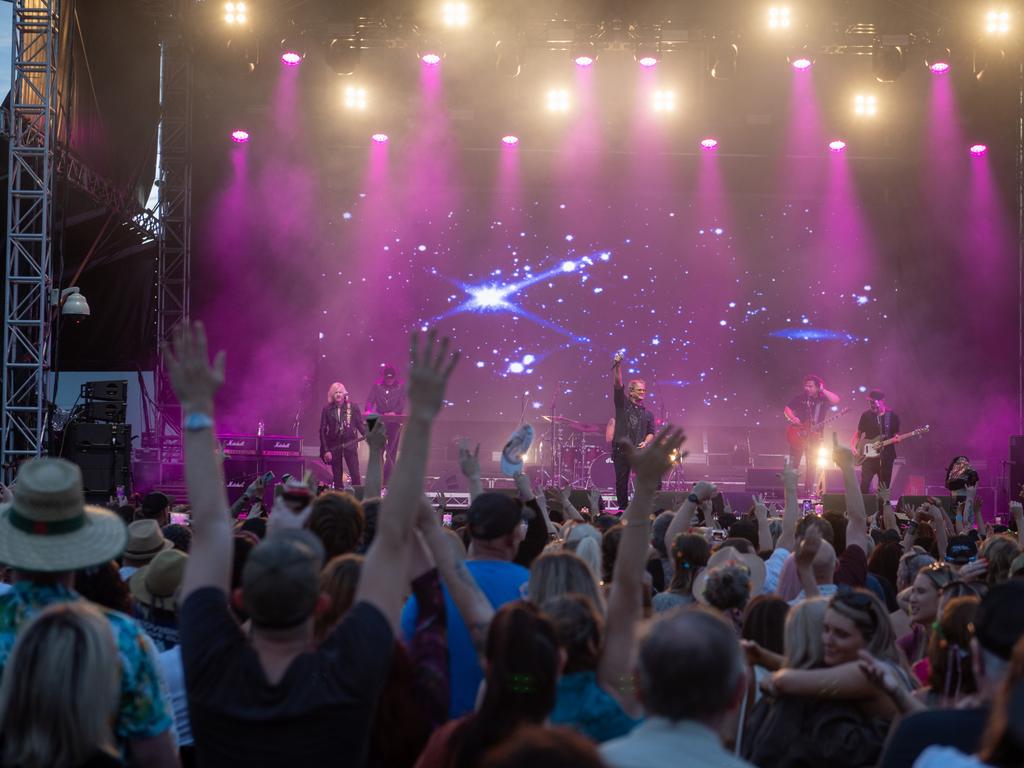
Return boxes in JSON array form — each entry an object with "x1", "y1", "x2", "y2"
[
  {"x1": 319, "y1": 381, "x2": 366, "y2": 488},
  {"x1": 784, "y1": 374, "x2": 842, "y2": 492}
]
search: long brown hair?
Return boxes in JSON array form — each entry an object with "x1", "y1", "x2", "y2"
[
  {"x1": 926, "y1": 596, "x2": 979, "y2": 704},
  {"x1": 977, "y1": 635, "x2": 1024, "y2": 768},
  {"x1": 448, "y1": 602, "x2": 560, "y2": 768}
]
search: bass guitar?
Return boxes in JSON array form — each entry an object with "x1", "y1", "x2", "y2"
[
  {"x1": 855, "y1": 425, "x2": 930, "y2": 465},
  {"x1": 786, "y1": 407, "x2": 851, "y2": 451}
]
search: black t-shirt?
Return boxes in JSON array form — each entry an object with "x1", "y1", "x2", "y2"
[
  {"x1": 180, "y1": 588, "x2": 394, "y2": 768},
  {"x1": 857, "y1": 410, "x2": 900, "y2": 457},
  {"x1": 878, "y1": 706, "x2": 989, "y2": 768},
  {"x1": 787, "y1": 393, "x2": 831, "y2": 427},
  {"x1": 613, "y1": 385, "x2": 655, "y2": 448}
]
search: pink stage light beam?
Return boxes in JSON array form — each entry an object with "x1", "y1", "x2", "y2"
[
  {"x1": 970, "y1": 144, "x2": 988, "y2": 156},
  {"x1": 280, "y1": 51, "x2": 302, "y2": 66},
  {"x1": 828, "y1": 139, "x2": 847, "y2": 152},
  {"x1": 421, "y1": 53, "x2": 442, "y2": 66},
  {"x1": 230, "y1": 129, "x2": 250, "y2": 143},
  {"x1": 371, "y1": 133, "x2": 389, "y2": 144},
  {"x1": 791, "y1": 57, "x2": 813, "y2": 71},
  {"x1": 700, "y1": 138, "x2": 719, "y2": 150}
]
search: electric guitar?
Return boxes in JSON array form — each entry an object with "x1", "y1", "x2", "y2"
[
  {"x1": 321, "y1": 434, "x2": 365, "y2": 462},
  {"x1": 855, "y1": 425, "x2": 930, "y2": 465},
  {"x1": 786, "y1": 407, "x2": 851, "y2": 450}
]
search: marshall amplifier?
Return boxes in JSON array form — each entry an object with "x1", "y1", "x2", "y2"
[
  {"x1": 218, "y1": 434, "x2": 258, "y2": 456},
  {"x1": 259, "y1": 435, "x2": 303, "y2": 457}
]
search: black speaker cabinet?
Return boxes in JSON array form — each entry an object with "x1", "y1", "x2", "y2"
[{"x1": 63, "y1": 423, "x2": 132, "y2": 502}]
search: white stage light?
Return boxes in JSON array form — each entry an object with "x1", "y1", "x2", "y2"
[
  {"x1": 344, "y1": 86, "x2": 367, "y2": 111},
  {"x1": 652, "y1": 89, "x2": 676, "y2": 113},
  {"x1": 546, "y1": 88, "x2": 571, "y2": 114},
  {"x1": 985, "y1": 9, "x2": 1011, "y2": 35},
  {"x1": 768, "y1": 6, "x2": 791, "y2": 31},
  {"x1": 224, "y1": 1, "x2": 247, "y2": 25},
  {"x1": 442, "y1": 2, "x2": 470, "y2": 29},
  {"x1": 854, "y1": 93, "x2": 877, "y2": 117}
]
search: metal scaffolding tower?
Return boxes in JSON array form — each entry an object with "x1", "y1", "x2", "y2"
[
  {"x1": 154, "y1": 30, "x2": 193, "y2": 466},
  {"x1": 2, "y1": 0, "x2": 61, "y2": 477}
]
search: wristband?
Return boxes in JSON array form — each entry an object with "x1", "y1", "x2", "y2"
[
  {"x1": 687, "y1": 493, "x2": 700, "y2": 504},
  {"x1": 185, "y1": 412, "x2": 214, "y2": 432}
]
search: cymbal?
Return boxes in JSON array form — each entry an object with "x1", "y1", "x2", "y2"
[{"x1": 541, "y1": 415, "x2": 604, "y2": 435}]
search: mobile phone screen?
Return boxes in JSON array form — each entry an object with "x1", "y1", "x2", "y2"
[{"x1": 366, "y1": 415, "x2": 379, "y2": 431}]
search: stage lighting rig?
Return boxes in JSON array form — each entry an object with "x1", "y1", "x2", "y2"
[
  {"x1": 279, "y1": 36, "x2": 306, "y2": 65},
  {"x1": 768, "y1": 6, "x2": 792, "y2": 31},
  {"x1": 442, "y1": 2, "x2": 470, "y2": 30},
  {"x1": 923, "y1": 45, "x2": 951, "y2": 73},
  {"x1": 872, "y1": 45, "x2": 906, "y2": 83},
  {"x1": 985, "y1": 9, "x2": 1011, "y2": 36},
  {"x1": 325, "y1": 38, "x2": 360, "y2": 76},
  {"x1": 343, "y1": 85, "x2": 368, "y2": 111},
  {"x1": 652, "y1": 89, "x2": 676, "y2": 113},
  {"x1": 224, "y1": 1, "x2": 247, "y2": 26},
  {"x1": 546, "y1": 88, "x2": 571, "y2": 114},
  {"x1": 634, "y1": 26, "x2": 661, "y2": 68},
  {"x1": 571, "y1": 39, "x2": 597, "y2": 67},
  {"x1": 853, "y1": 93, "x2": 877, "y2": 118}
]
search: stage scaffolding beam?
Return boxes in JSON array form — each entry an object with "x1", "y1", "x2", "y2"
[
  {"x1": 154, "y1": 26, "x2": 193, "y2": 467},
  {"x1": 2, "y1": 0, "x2": 60, "y2": 478}
]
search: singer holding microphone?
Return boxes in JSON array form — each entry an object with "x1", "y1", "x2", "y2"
[{"x1": 611, "y1": 352, "x2": 656, "y2": 509}]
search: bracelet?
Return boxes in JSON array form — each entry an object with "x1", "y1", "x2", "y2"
[{"x1": 185, "y1": 412, "x2": 214, "y2": 432}]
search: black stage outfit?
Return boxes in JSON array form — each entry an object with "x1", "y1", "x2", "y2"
[
  {"x1": 857, "y1": 409, "x2": 900, "y2": 493},
  {"x1": 364, "y1": 380, "x2": 406, "y2": 485},
  {"x1": 319, "y1": 398, "x2": 365, "y2": 488},
  {"x1": 787, "y1": 392, "x2": 832, "y2": 489},
  {"x1": 611, "y1": 383, "x2": 655, "y2": 510}
]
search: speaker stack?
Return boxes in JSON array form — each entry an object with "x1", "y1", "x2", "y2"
[{"x1": 63, "y1": 380, "x2": 131, "y2": 503}]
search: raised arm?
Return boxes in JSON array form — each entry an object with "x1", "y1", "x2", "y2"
[
  {"x1": 833, "y1": 433, "x2": 869, "y2": 554},
  {"x1": 165, "y1": 322, "x2": 232, "y2": 602},
  {"x1": 753, "y1": 494, "x2": 772, "y2": 555},
  {"x1": 612, "y1": 352, "x2": 623, "y2": 389},
  {"x1": 795, "y1": 525, "x2": 823, "y2": 598},
  {"x1": 821, "y1": 385, "x2": 841, "y2": 405},
  {"x1": 662, "y1": 481, "x2": 715, "y2": 576},
  {"x1": 416, "y1": 498, "x2": 494, "y2": 659},
  {"x1": 923, "y1": 503, "x2": 949, "y2": 562},
  {"x1": 356, "y1": 331, "x2": 459, "y2": 633},
  {"x1": 362, "y1": 419, "x2": 387, "y2": 499},
  {"x1": 557, "y1": 486, "x2": 585, "y2": 523},
  {"x1": 777, "y1": 458, "x2": 800, "y2": 552},
  {"x1": 600, "y1": 427, "x2": 686, "y2": 715},
  {"x1": 458, "y1": 439, "x2": 484, "y2": 502}
]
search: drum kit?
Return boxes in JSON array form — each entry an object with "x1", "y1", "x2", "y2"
[{"x1": 537, "y1": 414, "x2": 684, "y2": 489}]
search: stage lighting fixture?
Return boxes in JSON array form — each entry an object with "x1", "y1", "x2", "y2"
[
  {"x1": 872, "y1": 45, "x2": 906, "y2": 83},
  {"x1": 224, "y1": 1, "x2": 247, "y2": 25},
  {"x1": 700, "y1": 137, "x2": 719, "y2": 150},
  {"x1": 230, "y1": 129, "x2": 250, "y2": 143},
  {"x1": 546, "y1": 88, "x2": 571, "y2": 114},
  {"x1": 828, "y1": 139, "x2": 846, "y2": 152},
  {"x1": 501, "y1": 135, "x2": 519, "y2": 146},
  {"x1": 421, "y1": 51, "x2": 443, "y2": 65},
  {"x1": 985, "y1": 9, "x2": 1011, "y2": 35},
  {"x1": 853, "y1": 93, "x2": 877, "y2": 117},
  {"x1": 970, "y1": 143, "x2": 988, "y2": 156},
  {"x1": 635, "y1": 40, "x2": 660, "y2": 68},
  {"x1": 924, "y1": 46, "x2": 951, "y2": 73},
  {"x1": 371, "y1": 133, "x2": 389, "y2": 144},
  {"x1": 281, "y1": 51, "x2": 302, "y2": 66},
  {"x1": 344, "y1": 85, "x2": 367, "y2": 111},
  {"x1": 325, "y1": 38, "x2": 360, "y2": 76},
  {"x1": 442, "y1": 2, "x2": 469, "y2": 29},
  {"x1": 571, "y1": 40, "x2": 597, "y2": 67},
  {"x1": 710, "y1": 39, "x2": 738, "y2": 78},
  {"x1": 816, "y1": 444, "x2": 831, "y2": 470},
  {"x1": 652, "y1": 89, "x2": 676, "y2": 113},
  {"x1": 494, "y1": 40, "x2": 521, "y2": 77},
  {"x1": 768, "y1": 6, "x2": 792, "y2": 31}
]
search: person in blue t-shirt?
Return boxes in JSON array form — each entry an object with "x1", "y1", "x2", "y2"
[{"x1": 401, "y1": 492, "x2": 530, "y2": 718}]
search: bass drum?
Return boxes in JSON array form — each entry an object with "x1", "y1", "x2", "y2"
[{"x1": 587, "y1": 452, "x2": 617, "y2": 490}]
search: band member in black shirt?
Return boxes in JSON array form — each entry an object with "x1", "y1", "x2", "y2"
[
  {"x1": 319, "y1": 382, "x2": 366, "y2": 488},
  {"x1": 611, "y1": 353, "x2": 655, "y2": 510},
  {"x1": 364, "y1": 363, "x2": 405, "y2": 485},
  {"x1": 852, "y1": 389, "x2": 901, "y2": 493},
  {"x1": 783, "y1": 374, "x2": 841, "y2": 491}
]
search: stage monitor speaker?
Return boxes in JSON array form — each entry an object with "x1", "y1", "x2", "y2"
[
  {"x1": 81, "y1": 380, "x2": 127, "y2": 402},
  {"x1": 821, "y1": 494, "x2": 877, "y2": 516},
  {"x1": 1010, "y1": 436, "x2": 1024, "y2": 504},
  {"x1": 745, "y1": 468, "x2": 783, "y2": 495}
]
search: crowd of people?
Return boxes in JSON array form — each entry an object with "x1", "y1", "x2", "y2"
[{"x1": 0, "y1": 322, "x2": 1022, "y2": 768}]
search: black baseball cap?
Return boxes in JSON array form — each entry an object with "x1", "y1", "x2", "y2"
[
  {"x1": 467, "y1": 493, "x2": 527, "y2": 541},
  {"x1": 975, "y1": 581, "x2": 1024, "y2": 660},
  {"x1": 141, "y1": 491, "x2": 171, "y2": 516},
  {"x1": 945, "y1": 535, "x2": 978, "y2": 565}
]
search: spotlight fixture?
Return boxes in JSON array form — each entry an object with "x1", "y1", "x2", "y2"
[
  {"x1": 494, "y1": 40, "x2": 522, "y2": 78},
  {"x1": 224, "y1": 1, "x2": 247, "y2": 25},
  {"x1": 970, "y1": 143, "x2": 988, "y2": 156},
  {"x1": 853, "y1": 93, "x2": 877, "y2": 117},
  {"x1": 501, "y1": 135, "x2": 520, "y2": 146},
  {"x1": 768, "y1": 6, "x2": 792, "y2": 31},
  {"x1": 280, "y1": 51, "x2": 302, "y2": 66},
  {"x1": 371, "y1": 133, "x2": 389, "y2": 144},
  {"x1": 442, "y1": 2, "x2": 469, "y2": 29},
  {"x1": 710, "y1": 39, "x2": 739, "y2": 78},
  {"x1": 230, "y1": 129, "x2": 250, "y2": 143},
  {"x1": 828, "y1": 139, "x2": 847, "y2": 152},
  {"x1": 872, "y1": 45, "x2": 906, "y2": 83},
  {"x1": 325, "y1": 38, "x2": 360, "y2": 76},
  {"x1": 652, "y1": 89, "x2": 676, "y2": 113},
  {"x1": 571, "y1": 39, "x2": 597, "y2": 67},
  {"x1": 700, "y1": 137, "x2": 719, "y2": 150},
  {"x1": 421, "y1": 51, "x2": 443, "y2": 65},
  {"x1": 985, "y1": 9, "x2": 1010, "y2": 35},
  {"x1": 343, "y1": 85, "x2": 367, "y2": 111},
  {"x1": 635, "y1": 40, "x2": 660, "y2": 68},
  {"x1": 545, "y1": 88, "x2": 571, "y2": 114},
  {"x1": 924, "y1": 46, "x2": 951, "y2": 73}
]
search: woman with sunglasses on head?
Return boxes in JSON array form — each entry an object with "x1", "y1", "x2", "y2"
[
  {"x1": 761, "y1": 589, "x2": 915, "y2": 720},
  {"x1": 898, "y1": 561, "x2": 958, "y2": 684}
]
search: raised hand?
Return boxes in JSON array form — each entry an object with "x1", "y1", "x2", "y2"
[
  {"x1": 693, "y1": 480, "x2": 717, "y2": 502},
  {"x1": 407, "y1": 329, "x2": 460, "y2": 419},
  {"x1": 752, "y1": 494, "x2": 769, "y2": 521},
  {"x1": 878, "y1": 482, "x2": 891, "y2": 505},
  {"x1": 458, "y1": 438, "x2": 481, "y2": 479},
  {"x1": 857, "y1": 651, "x2": 902, "y2": 698},
  {"x1": 266, "y1": 493, "x2": 313, "y2": 538},
  {"x1": 164, "y1": 321, "x2": 225, "y2": 414},
  {"x1": 779, "y1": 456, "x2": 799, "y2": 489},
  {"x1": 366, "y1": 418, "x2": 387, "y2": 452},
  {"x1": 832, "y1": 432, "x2": 855, "y2": 470},
  {"x1": 621, "y1": 426, "x2": 686, "y2": 489},
  {"x1": 796, "y1": 524, "x2": 823, "y2": 568}
]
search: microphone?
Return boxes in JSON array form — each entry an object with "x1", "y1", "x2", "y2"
[{"x1": 611, "y1": 352, "x2": 624, "y2": 370}]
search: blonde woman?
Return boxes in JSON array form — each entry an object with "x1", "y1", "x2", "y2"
[
  {"x1": 319, "y1": 381, "x2": 366, "y2": 488},
  {"x1": 528, "y1": 550, "x2": 606, "y2": 613},
  {"x1": 0, "y1": 602, "x2": 121, "y2": 768}
]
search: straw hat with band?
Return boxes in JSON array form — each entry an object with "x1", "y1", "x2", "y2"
[
  {"x1": 692, "y1": 545, "x2": 767, "y2": 604},
  {"x1": 0, "y1": 458, "x2": 127, "y2": 573},
  {"x1": 124, "y1": 519, "x2": 174, "y2": 561},
  {"x1": 130, "y1": 549, "x2": 188, "y2": 611}
]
